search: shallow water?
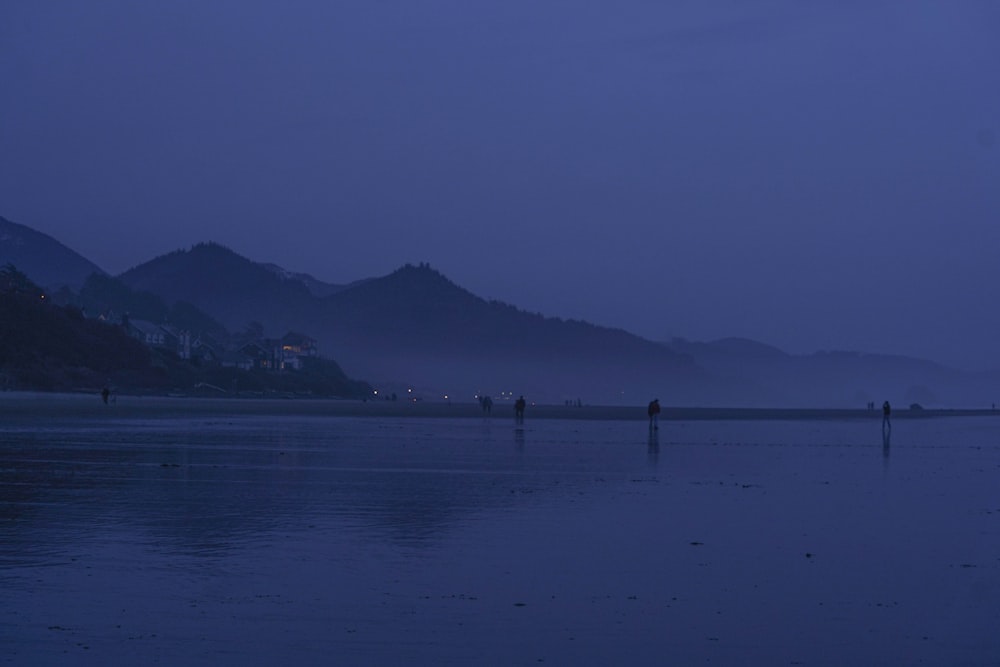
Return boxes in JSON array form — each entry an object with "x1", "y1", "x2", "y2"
[{"x1": 2, "y1": 410, "x2": 999, "y2": 665}]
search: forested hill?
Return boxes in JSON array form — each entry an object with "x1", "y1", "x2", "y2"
[
  {"x1": 8, "y1": 212, "x2": 996, "y2": 407},
  {"x1": 315, "y1": 262, "x2": 696, "y2": 368},
  {"x1": 312, "y1": 263, "x2": 706, "y2": 403},
  {"x1": 0, "y1": 267, "x2": 153, "y2": 391},
  {"x1": 119, "y1": 242, "x2": 318, "y2": 331},
  {"x1": 119, "y1": 248, "x2": 705, "y2": 403},
  {"x1": 0, "y1": 266, "x2": 371, "y2": 398}
]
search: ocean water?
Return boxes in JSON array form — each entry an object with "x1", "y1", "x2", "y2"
[{"x1": 2, "y1": 409, "x2": 999, "y2": 666}]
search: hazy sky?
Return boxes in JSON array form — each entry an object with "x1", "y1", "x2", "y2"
[{"x1": 2, "y1": 1, "x2": 998, "y2": 369}]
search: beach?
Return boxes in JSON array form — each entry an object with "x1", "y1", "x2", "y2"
[
  {"x1": 0, "y1": 390, "x2": 996, "y2": 422},
  {"x1": 1, "y1": 393, "x2": 998, "y2": 665}
]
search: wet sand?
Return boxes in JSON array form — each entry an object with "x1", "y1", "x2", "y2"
[
  {"x1": 1, "y1": 391, "x2": 995, "y2": 422},
  {"x1": 2, "y1": 394, "x2": 999, "y2": 665}
]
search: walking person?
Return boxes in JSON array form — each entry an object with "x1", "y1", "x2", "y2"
[{"x1": 882, "y1": 400, "x2": 891, "y2": 431}]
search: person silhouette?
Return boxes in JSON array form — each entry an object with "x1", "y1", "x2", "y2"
[
  {"x1": 647, "y1": 398, "x2": 661, "y2": 430},
  {"x1": 882, "y1": 400, "x2": 891, "y2": 430},
  {"x1": 514, "y1": 396, "x2": 526, "y2": 423}
]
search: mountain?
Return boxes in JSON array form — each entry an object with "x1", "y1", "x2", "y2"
[
  {"x1": 8, "y1": 214, "x2": 990, "y2": 407},
  {"x1": 119, "y1": 248, "x2": 705, "y2": 404},
  {"x1": 0, "y1": 215, "x2": 105, "y2": 290},
  {"x1": 117, "y1": 242, "x2": 1000, "y2": 407},
  {"x1": 119, "y1": 242, "x2": 318, "y2": 335},
  {"x1": 0, "y1": 264, "x2": 371, "y2": 397},
  {"x1": 75, "y1": 273, "x2": 230, "y2": 341},
  {"x1": 668, "y1": 337, "x2": 995, "y2": 408},
  {"x1": 312, "y1": 263, "x2": 706, "y2": 403},
  {"x1": 0, "y1": 266, "x2": 154, "y2": 391}
]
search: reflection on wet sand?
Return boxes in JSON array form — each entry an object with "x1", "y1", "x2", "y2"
[
  {"x1": 881, "y1": 426, "x2": 891, "y2": 477},
  {"x1": 3, "y1": 404, "x2": 1000, "y2": 665},
  {"x1": 647, "y1": 429, "x2": 659, "y2": 467},
  {"x1": 0, "y1": 416, "x2": 632, "y2": 557}
]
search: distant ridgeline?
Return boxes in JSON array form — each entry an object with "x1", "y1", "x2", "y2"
[
  {"x1": 0, "y1": 215, "x2": 105, "y2": 290},
  {"x1": 5, "y1": 212, "x2": 999, "y2": 406},
  {"x1": 0, "y1": 263, "x2": 371, "y2": 397},
  {"x1": 119, "y1": 250, "x2": 706, "y2": 405}
]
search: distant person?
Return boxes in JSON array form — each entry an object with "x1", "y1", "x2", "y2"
[
  {"x1": 647, "y1": 398, "x2": 661, "y2": 430},
  {"x1": 481, "y1": 395, "x2": 493, "y2": 415},
  {"x1": 101, "y1": 386, "x2": 110, "y2": 405},
  {"x1": 515, "y1": 395, "x2": 526, "y2": 422},
  {"x1": 882, "y1": 401, "x2": 891, "y2": 430}
]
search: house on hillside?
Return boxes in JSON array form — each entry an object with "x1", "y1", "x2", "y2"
[
  {"x1": 220, "y1": 350, "x2": 255, "y2": 371},
  {"x1": 278, "y1": 332, "x2": 318, "y2": 370},
  {"x1": 157, "y1": 325, "x2": 180, "y2": 352},
  {"x1": 159, "y1": 324, "x2": 192, "y2": 359},
  {"x1": 125, "y1": 319, "x2": 195, "y2": 358},
  {"x1": 237, "y1": 342, "x2": 273, "y2": 370},
  {"x1": 189, "y1": 335, "x2": 220, "y2": 365},
  {"x1": 97, "y1": 308, "x2": 122, "y2": 325},
  {"x1": 118, "y1": 320, "x2": 323, "y2": 374},
  {"x1": 127, "y1": 319, "x2": 166, "y2": 347}
]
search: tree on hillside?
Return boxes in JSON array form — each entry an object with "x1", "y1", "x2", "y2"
[
  {"x1": 78, "y1": 273, "x2": 168, "y2": 322},
  {"x1": 1, "y1": 263, "x2": 44, "y2": 298}
]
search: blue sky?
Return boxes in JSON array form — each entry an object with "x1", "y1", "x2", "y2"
[{"x1": 1, "y1": 1, "x2": 998, "y2": 368}]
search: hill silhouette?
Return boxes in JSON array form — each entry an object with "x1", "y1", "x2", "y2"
[
  {"x1": 120, "y1": 249, "x2": 704, "y2": 404},
  {"x1": 312, "y1": 263, "x2": 704, "y2": 403},
  {"x1": 6, "y1": 215, "x2": 997, "y2": 407},
  {"x1": 120, "y1": 242, "x2": 318, "y2": 334},
  {"x1": 0, "y1": 215, "x2": 105, "y2": 290},
  {"x1": 668, "y1": 337, "x2": 996, "y2": 407},
  {"x1": 0, "y1": 265, "x2": 371, "y2": 398},
  {"x1": 0, "y1": 266, "x2": 153, "y2": 391}
]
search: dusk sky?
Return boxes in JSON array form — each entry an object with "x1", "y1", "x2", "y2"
[{"x1": 2, "y1": 2, "x2": 998, "y2": 369}]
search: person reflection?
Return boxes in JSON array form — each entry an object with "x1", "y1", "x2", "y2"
[
  {"x1": 882, "y1": 427, "x2": 891, "y2": 477},
  {"x1": 647, "y1": 429, "x2": 660, "y2": 467},
  {"x1": 514, "y1": 426, "x2": 525, "y2": 451}
]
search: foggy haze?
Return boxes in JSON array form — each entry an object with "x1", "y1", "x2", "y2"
[{"x1": 1, "y1": 1, "x2": 997, "y2": 369}]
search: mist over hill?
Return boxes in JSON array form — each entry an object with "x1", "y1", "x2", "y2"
[
  {"x1": 121, "y1": 247, "x2": 705, "y2": 404},
  {"x1": 669, "y1": 338, "x2": 999, "y2": 408},
  {"x1": 117, "y1": 243, "x2": 1000, "y2": 407},
  {"x1": 316, "y1": 263, "x2": 711, "y2": 404},
  {"x1": 260, "y1": 263, "x2": 347, "y2": 298},
  {"x1": 4, "y1": 215, "x2": 998, "y2": 407}
]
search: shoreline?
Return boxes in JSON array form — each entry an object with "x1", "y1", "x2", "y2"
[{"x1": 1, "y1": 391, "x2": 997, "y2": 421}]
